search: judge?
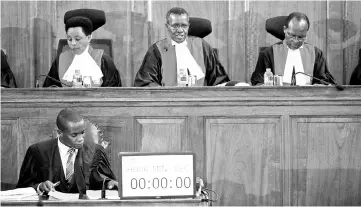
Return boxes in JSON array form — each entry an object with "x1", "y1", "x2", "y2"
[
  {"x1": 134, "y1": 7, "x2": 230, "y2": 87},
  {"x1": 43, "y1": 9, "x2": 121, "y2": 87},
  {"x1": 251, "y1": 12, "x2": 335, "y2": 86},
  {"x1": 16, "y1": 108, "x2": 118, "y2": 197}
]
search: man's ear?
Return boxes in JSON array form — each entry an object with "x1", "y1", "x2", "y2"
[
  {"x1": 283, "y1": 26, "x2": 287, "y2": 34},
  {"x1": 87, "y1": 34, "x2": 92, "y2": 42}
]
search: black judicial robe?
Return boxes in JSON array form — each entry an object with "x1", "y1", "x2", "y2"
[
  {"x1": 43, "y1": 47, "x2": 121, "y2": 87},
  {"x1": 349, "y1": 65, "x2": 361, "y2": 85},
  {"x1": 251, "y1": 41, "x2": 335, "y2": 86},
  {"x1": 16, "y1": 138, "x2": 116, "y2": 194},
  {"x1": 134, "y1": 36, "x2": 230, "y2": 87},
  {"x1": 1, "y1": 50, "x2": 17, "y2": 88}
]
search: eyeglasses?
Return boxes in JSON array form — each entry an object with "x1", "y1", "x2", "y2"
[
  {"x1": 168, "y1": 23, "x2": 189, "y2": 30},
  {"x1": 286, "y1": 31, "x2": 307, "y2": 41}
]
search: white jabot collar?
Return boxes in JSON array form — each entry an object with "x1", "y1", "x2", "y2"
[
  {"x1": 62, "y1": 45, "x2": 103, "y2": 83},
  {"x1": 171, "y1": 39, "x2": 205, "y2": 80},
  {"x1": 283, "y1": 43, "x2": 308, "y2": 85}
]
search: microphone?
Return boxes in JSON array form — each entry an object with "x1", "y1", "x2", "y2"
[
  {"x1": 295, "y1": 71, "x2": 344, "y2": 91},
  {"x1": 35, "y1": 74, "x2": 72, "y2": 88}
]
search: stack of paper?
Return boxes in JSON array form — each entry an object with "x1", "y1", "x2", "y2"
[
  {"x1": 86, "y1": 190, "x2": 119, "y2": 199},
  {"x1": 0, "y1": 187, "x2": 38, "y2": 200}
]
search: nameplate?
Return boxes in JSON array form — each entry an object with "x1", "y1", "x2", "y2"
[{"x1": 118, "y1": 152, "x2": 196, "y2": 199}]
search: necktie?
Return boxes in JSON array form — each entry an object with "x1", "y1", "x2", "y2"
[{"x1": 65, "y1": 148, "x2": 76, "y2": 183}]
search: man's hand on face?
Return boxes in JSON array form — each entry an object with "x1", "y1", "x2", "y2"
[
  {"x1": 39, "y1": 180, "x2": 56, "y2": 193},
  {"x1": 107, "y1": 180, "x2": 118, "y2": 190}
]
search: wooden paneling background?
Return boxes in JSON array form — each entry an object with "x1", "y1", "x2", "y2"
[
  {"x1": 1, "y1": 0, "x2": 360, "y2": 88},
  {"x1": 1, "y1": 87, "x2": 361, "y2": 205}
]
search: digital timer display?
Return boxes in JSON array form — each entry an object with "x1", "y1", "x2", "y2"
[{"x1": 118, "y1": 152, "x2": 196, "y2": 199}]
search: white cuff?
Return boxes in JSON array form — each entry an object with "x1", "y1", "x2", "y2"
[{"x1": 36, "y1": 183, "x2": 44, "y2": 195}]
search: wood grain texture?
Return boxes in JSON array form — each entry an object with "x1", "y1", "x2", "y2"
[
  {"x1": 1, "y1": 119, "x2": 19, "y2": 190},
  {"x1": 135, "y1": 118, "x2": 187, "y2": 152},
  {"x1": 205, "y1": 117, "x2": 282, "y2": 206},
  {"x1": 1, "y1": 1, "x2": 359, "y2": 87},
  {"x1": 1, "y1": 87, "x2": 361, "y2": 205},
  {"x1": 288, "y1": 117, "x2": 361, "y2": 205}
]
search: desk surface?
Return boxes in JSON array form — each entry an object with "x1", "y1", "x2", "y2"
[{"x1": 1, "y1": 198, "x2": 204, "y2": 206}]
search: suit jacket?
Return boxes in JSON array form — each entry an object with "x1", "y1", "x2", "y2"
[{"x1": 16, "y1": 138, "x2": 116, "y2": 194}]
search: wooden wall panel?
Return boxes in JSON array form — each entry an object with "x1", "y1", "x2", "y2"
[
  {"x1": 288, "y1": 117, "x2": 361, "y2": 205},
  {"x1": 1, "y1": 1, "x2": 360, "y2": 87},
  {"x1": 135, "y1": 117, "x2": 187, "y2": 152},
  {"x1": 1, "y1": 119, "x2": 19, "y2": 190},
  {"x1": 205, "y1": 117, "x2": 282, "y2": 206}
]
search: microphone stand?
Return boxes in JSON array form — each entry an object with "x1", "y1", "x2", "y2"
[
  {"x1": 35, "y1": 74, "x2": 72, "y2": 88},
  {"x1": 295, "y1": 72, "x2": 344, "y2": 91}
]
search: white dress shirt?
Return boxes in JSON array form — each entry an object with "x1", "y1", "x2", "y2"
[
  {"x1": 283, "y1": 45, "x2": 308, "y2": 85},
  {"x1": 62, "y1": 45, "x2": 104, "y2": 84},
  {"x1": 172, "y1": 39, "x2": 205, "y2": 80}
]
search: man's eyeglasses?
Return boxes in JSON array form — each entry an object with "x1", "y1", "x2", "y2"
[
  {"x1": 168, "y1": 23, "x2": 189, "y2": 30},
  {"x1": 286, "y1": 31, "x2": 307, "y2": 41}
]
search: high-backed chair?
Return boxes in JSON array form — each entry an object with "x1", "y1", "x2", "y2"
[
  {"x1": 259, "y1": 16, "x2": 288, "y2": 53},
  {"x1": 57, "y1": 39, "x2": 113, "y2": 59},
  {"x1": 188, "y1": 17, "x2": 218, "y2": 57}
]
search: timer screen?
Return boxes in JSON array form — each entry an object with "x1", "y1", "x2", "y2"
[{"x1": 119, "y1": 153, "x2": 195, "y2": 198}]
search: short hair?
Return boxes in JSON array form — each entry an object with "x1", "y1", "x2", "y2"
[
  {"x1": 166, "y1": 7, "x2": 189, "y2": 24},
  {"x1": 285, "y1": 12, "x2": 310, "y2": 31},
  {"x1": 56, "y1": 108, "x2": 84, "y2": 131},
  {"x1": 65, "y1": 16, "x2": 93, "y2": 36}
]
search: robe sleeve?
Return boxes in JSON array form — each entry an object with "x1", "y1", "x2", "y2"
[
  {"x1": 43, "y1": 57, "x2": 62, "y2": 87},
  {"x1": 202, "y1": 40, "x2": 230, "y2": 86},
  {"x1": 88, "y1": 145, "x2": 117, "y2": 190},
  {"x1": 312, "y1": 47, "x2": 336, "y2": 85},
  {"x1": 349, "y1": 65, "x2": 361, "y2": 85},
  {"x1": 16, "y1": 145, "x2": 41, "y2": 190},
  {"x1": 100, "y1": 54, "x2": 122, "y2": 87},
  {"x1": 134, "y1": 45, "x2": 163, "y2": 87},
  {"x1": 1, "y1": 50, "x2": 18, "y2": 88},
  {"x1": 251, "y1": 47, "x2": 274, "y2": 86}
]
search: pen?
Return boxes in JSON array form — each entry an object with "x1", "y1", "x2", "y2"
[{"x1": 53, "y1": 181, "x2": 60, "y2": 187}]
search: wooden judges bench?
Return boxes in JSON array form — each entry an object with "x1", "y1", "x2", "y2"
[{"x1": 1, "y1": 87, "x2": 361, "y2": 206}]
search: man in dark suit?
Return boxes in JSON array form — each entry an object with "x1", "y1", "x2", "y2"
[{"x1": 16, "y1": 108, "x2": 117, "y2": 197}]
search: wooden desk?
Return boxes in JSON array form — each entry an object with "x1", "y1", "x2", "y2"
[
  {"x1": 1, "y1": 87, "x2": 361, "y2": 206},
  {"x1": 1, "y1": 198, "x2": 204, "y2": 206}
]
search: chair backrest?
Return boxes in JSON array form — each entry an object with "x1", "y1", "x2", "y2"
[
  {"x1": 188, "y1": 17, "x2": 212, "y2": 38},
  {"x1": 57, "y1": 39, "x2": 113, "y2": 58},
  {"x1": 265, "y1": 16, "x2": 288, "y2": 40}
]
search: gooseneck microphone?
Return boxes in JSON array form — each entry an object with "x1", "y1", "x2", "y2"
[
  {"x1": 295, "y1": 72, "x2": 344, "y2": 91},
  {"x1": 35, "y1": 74, "x2": 72, "y2": 88}
]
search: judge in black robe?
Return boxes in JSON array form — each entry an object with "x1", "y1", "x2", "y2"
[
  {"x1": 1, "y1": 49, "x2": 18, "y2": 88},
  {"x1": 43, "y1": 52, "x2": 121, "y2": 87},
  {"x1": 43, "y1": 9, "x2": 121, "y2": 88},
  {"x1": 134, "y1": 7, "x2": 229, "y2": 87},
  {"x1": 251, "y1": 12, "x2": 335, "y2": 86}
]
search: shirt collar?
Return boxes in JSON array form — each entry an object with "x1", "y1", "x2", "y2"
[
  {"x1": 283, "y1": 40, "x2": 304, "y2": 51},
  {"x1": 58, "y1": 138, "x2": 78, "y2": 155},
  {"x1": 171, "y1": 39, "x2": 187, "y2": 47},
  {"x1": 75, "y1": 45, "x2": 90, "y2": 56}
]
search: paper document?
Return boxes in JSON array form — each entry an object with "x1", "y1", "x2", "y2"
[
  {"x1": 0, "y1": 187, "x2": 38, "y2": 200},
  {"x1": 48, "y1": 190, "x2": 79, "y2": 200},
  {"x1": 86, "y1": 190, "x2": 119, "y2": 199}
]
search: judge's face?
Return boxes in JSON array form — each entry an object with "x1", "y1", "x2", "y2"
[
  {"x1": 284, "y1": 18, "x2": 308, "y2": 50},
  {"x1": 67, "y1": 27, "x2": 91, "y2": 55},
  {"x1": 59, "y1": 119, "x2": 86, "y2": 149},
  {"x1": 166, "y1": 14, "x2": 189, "y2": 43}
]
